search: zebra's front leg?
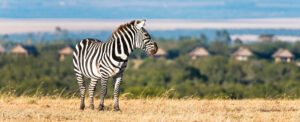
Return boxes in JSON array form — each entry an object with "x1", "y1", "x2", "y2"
[
  {"x1": 113, "y1": 75, "x2": 122, "y2": 111},
  {"x1": 76, "y1": 73, "x2": 86, "y2": 110},
  {"x1": 88, "y1": 79, "x2": 98, "y2": 110},
  {"x1": 99, "y1": 78, "x2": 108, "y2": 111}
]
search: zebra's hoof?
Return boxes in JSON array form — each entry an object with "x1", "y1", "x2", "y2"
[
  {"x1": 80, "y1": 104, "x2": 85, "y2": 110},
  {"x1": 113, "y1": 107, "x2": 121, "y2": 111},
  {"x1": 99, "y1": 105, "x2": 104, "y2": 111},
  {"x1": 113, "y1": 109, "x2": 121, "y2": 112}
]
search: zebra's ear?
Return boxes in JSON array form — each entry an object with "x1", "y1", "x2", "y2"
[{"x1": 136, "y1": 19, "x2": 146, "y2": 29}]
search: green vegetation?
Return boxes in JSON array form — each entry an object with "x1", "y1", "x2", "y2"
[
  {"x1": 128, "y1": 57, "x2": 300, "y2": 99},
  {"x1": 0, "y1": 32, "x2": 300, "y2": 99}
]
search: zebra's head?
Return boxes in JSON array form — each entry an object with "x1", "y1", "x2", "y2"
[{"x1": 134, "y1": 19, "x2": 158, "y2": 55}]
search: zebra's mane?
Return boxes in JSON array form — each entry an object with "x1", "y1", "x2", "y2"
[{"x1": 110, "y1": 20, "x2": 137, "y2": 40}]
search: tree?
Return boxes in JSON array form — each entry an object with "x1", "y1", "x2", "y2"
[
  {"x1": 291, "y1": 41, "x2": 300, "y2": 59},
  {"x1": 177, "y1": 37, "x2": 199, "y2": 55},
  {"x1": 234, "y1": 38, "x2": 243, "y2": 46},
  {"x1": 209, "y1": 41, "x2": 231, "y2": 56},
  {"x1": 55, "y1": 26, "x2": 62, "y2": 41},
  {"x1": 222, "y1": 30, "x2": 231, "y2": 45},
  {"x1": 1, "y1": 34, "x2": 9, "y2": 42},
  {"x1": 198, "y1": 34, "x2": 208, "y2": 47},
  {"x1": 215, "y1": 30, "x2": 222, "y2": 41},
  {"x1": 214, "y1": 30, "x2": 231, "y2": 45}
]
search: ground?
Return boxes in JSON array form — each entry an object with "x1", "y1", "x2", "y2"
[{"x1": 0, "y1": 97, "x2": 299, "y2": 121}]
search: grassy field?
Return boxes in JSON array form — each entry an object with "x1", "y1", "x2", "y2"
[{"x1": 0, "y1": 97, "x2": 299, "y2": 121}]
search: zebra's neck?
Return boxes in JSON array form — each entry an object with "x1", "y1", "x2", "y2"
[{"x1": 109, "y1": 29, "x2": 136, "y2": 62}]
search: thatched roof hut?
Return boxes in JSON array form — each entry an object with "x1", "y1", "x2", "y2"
[
  {"x1": 11, "y1": 45, "x2": 38, "y2": 56},
  {"x1": 59, "y1": 46, "x2": 73, "y2": 55},
  {"x1": 232, "y1": 47, "x2": 253, "y2": 61},
  {"x1": 272, "y1": 48, "x2": 294, "y2": 62},
  {"x1": 0, "y1": 45, "x2": 6, "y2": 54},
  {"x1": 154, "y1": 48, "x2": 167, "y2": 58},
  {"x1": 58, "y1": 46, "x2": 73, "y2": 61},
  {"x1": 188, "y1": 47, "x2": 210, "y2": 59}
]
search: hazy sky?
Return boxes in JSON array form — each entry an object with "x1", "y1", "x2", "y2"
[{"x1": 1, "y1": 0, "x2": 300, "y2": 19}]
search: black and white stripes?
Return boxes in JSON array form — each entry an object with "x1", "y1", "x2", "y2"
[{"x1": 73, "y1": 20, "x2": 158, "y2": 111}]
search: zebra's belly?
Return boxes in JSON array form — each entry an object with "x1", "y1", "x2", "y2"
[
  {"x1": 101, "y1": 62, "x2": 127, "y2": 78},
  {"x1": 79, "y1": 61, "x2": 126, "y2": 79},
  {"x1": 79, "y1": 60, "x2": 102, "y2": 80}
]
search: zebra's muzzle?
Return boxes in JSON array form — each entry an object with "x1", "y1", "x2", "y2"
[{"x1": 149, "y1": 42, "x2": 158, "y2": 55}]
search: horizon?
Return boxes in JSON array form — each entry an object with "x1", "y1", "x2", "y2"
[{"x1": 1, "y1": 18, "x2": 300, "y2": 34}]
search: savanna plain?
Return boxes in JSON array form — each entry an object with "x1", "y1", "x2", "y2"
[{"x1": 0, "y1": 96, "x2": 299, "y2": 121}]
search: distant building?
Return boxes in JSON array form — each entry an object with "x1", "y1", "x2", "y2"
[
  {"x1": 0, "y1": 45, "x2": 6, "y2": 54},
  {"x1": 259, "y1": 34, "x2": 275, "y2": 42},
  {"x1": 154, "y1": 48, "x2": 167, "y2": 58},
  {"x1": 58, "y1": 46, "x2": 73, "y2": 61},
  {"x1": 272, "y1": 48, "x2": 294, "y2": 63},
  {"x1": 11, "y1": 44, "x2": 38, "y2": 56},
  {"x1": 188, "y1": 47, "x2": 210, "y2": 59},
  {"x1": 232, "y1": 47, "x2": 253, "y2": 61}
]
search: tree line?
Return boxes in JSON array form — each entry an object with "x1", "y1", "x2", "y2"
[{"x1": 0, "y1": 31, "x2": 300, "y2": 99}]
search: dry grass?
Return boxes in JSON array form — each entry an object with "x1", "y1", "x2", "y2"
[{"x1": 0, "y1": 97, "x2": 299, "y2": 121}]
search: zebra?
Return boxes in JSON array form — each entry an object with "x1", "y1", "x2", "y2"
[{"x1": 73, "y1": 19, "x2": 158, "y2": 111}]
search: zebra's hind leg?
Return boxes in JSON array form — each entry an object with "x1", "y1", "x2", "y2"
[
  {"x1": 113, "y1": 75, "x2": 122, "y2": 111},
  {"x1": 99, "y1": 78, "x2": 108, "y2": 111},
  {"x1": 76, "y1": 73, "x2": 86, "y2": 110},
  {"x1": 88, "y1": 79, "x2": 98, "y2": 110}
]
